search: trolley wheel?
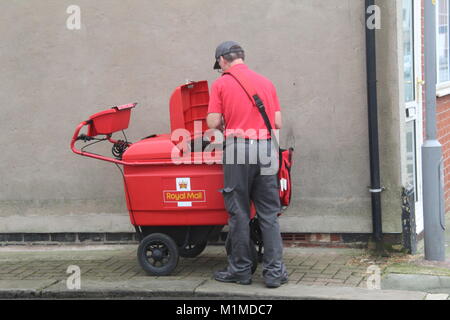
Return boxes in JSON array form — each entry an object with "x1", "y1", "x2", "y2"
[
  {"x1": 179, "y1": 241, "x2": 207, "y2": 258},
  {"x1": 250, "y1": 242, "x2": 258, "y2": 274},
  {"x1": 137, "y1": 233, "x2": 179, "y2": 276}
]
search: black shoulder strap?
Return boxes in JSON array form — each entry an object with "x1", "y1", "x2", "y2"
[{"x1": 223, "y1": 69, "x2": 278, "y2": 147}]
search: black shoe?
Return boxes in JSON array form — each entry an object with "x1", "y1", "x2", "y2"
[
  {"x1": 265, "y1": 274, "x2": 288, "y2": 289},
  {"x1": 214, "y1": 269, "x2": 252, "y2": 285}
]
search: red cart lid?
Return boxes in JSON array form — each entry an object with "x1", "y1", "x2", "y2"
[
  {"x1": 169, "y1": 81, "x2": 209, "y2": 137},
  {"x1": 87, "y1": 103, "x2": 136, "y2": 136}
]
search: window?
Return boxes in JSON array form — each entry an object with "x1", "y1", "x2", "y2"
[
  {"x1": 403, "y1": 0, "x2": 415, "y2": 103},
  {"x1": 437, "y1": 0, "x2": 450, "y2": 95}
]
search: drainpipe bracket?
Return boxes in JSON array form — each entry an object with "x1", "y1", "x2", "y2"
[{"x1": 368, "y1": 187, "x2": 386, "y2": 193}]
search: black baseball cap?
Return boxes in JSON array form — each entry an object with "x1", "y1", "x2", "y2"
[{"x1": 213, "y1": 41, "x2": 244, "y2": 70}]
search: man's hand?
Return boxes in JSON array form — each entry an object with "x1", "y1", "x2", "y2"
[{"x1": 207, "y1": 113, "x2": 224, "y2": 130}]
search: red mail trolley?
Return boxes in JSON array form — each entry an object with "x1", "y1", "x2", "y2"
[{"x1": 71, "y1": 81, "x2": 259, "y2": 276}]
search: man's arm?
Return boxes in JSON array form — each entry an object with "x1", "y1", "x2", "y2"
[
  {"x1": 271, "y1": 82, "x2": 282, "y2": 130},
  {"x1": 207, "y1": 80, "x2": 224, "y2": 130},
  {"x1": 275, "y1": 111, "x2": 282, "y2": 129},
  {"x1": 207, "y1": 113, "x2": 224, "y2": 130}
]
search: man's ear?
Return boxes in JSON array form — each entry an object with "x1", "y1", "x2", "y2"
[{"x1": 219, "y1": 56, "x2": 226, "y2": 69}]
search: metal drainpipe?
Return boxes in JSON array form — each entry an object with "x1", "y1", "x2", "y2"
[
  {"x1": 422, "y1": 0, "x2": 445, "y2": 261},
  {"x1": 365, "y1": 0, "x2": 384, "y2": 252}
]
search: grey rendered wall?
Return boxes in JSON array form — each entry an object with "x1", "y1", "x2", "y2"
[
  {"x1": 375, "y1": 0, "x2": 406, "y2": 234},
  {"x1": 0, "y1": 0, "x2": 401, "y2": 233}
]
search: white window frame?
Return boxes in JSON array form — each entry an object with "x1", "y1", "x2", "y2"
[{"x1": 436, "y1": 0, "x2": 450, "y2": 96}]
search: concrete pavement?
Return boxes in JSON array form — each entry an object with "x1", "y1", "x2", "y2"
[
  {"x1": 380, "y1": 214, "x2": 450, "y2": 295},
  {"x1": 0, "y1": 244, "x2": 446, "y2": 299},
  {"x1": 0, "y1": 278, "x2": 431, "y2": 300}
]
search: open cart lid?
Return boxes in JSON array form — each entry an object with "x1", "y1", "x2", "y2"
[
  {"x1": 87, "y1": 103, "x2": 136, "y2": 136},
  {"x1": 169, "y1": 81, "x2": 209, "y2": 137}
]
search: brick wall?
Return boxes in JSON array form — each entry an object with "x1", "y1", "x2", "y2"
[
  {"x1": 0, "y1": 232, "x2": 403, "y2": 248},
  {"x1": 436, "y1": 96, "x2": 450, "y2": 213},
  {"x1": 421, "y1": 0, "x2": 425, "y2": 141},
  {"x1": 423, "y1": 0, "x2": 450, "y2": 213}
]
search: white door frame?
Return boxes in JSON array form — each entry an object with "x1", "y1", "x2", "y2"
[{"x1": 404, "y1": 0, "x2": 424, "y2": 233}]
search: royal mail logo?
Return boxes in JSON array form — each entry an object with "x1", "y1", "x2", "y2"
[
  {"x1": 163, "y1": 190, "x2": 206, "y2": 203},
  {"x1": 163, "y1": 177, "x2": 205, "y2": 207},
  {"x1": 178, "y1": 181, "x2": 188, "y2": 189},
  {"x1": 176, "y1": 178, "x2": 191, "y2": 191}
]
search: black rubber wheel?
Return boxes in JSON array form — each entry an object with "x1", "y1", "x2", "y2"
[
  {"x1": 137, "y1": 233, "x2": 179, "y2": 276},
  {"x1": 249, "y1": 218, "x2": 264, "y2": 265},
  {"x1": 257, "y1": 250, "x2": 264, "y2": 263},
  {"x1": 179, "y1": 241, "x2": 207, "y2": 258},
  {"x1": 250, "y1": 242, "x2": 258, "y2": 274}
]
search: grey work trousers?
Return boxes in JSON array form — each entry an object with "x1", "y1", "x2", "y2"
[{"x1": 221, "y1": 138, "x2": 286, "y2": 281}]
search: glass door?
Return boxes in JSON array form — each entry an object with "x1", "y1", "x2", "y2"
[{"x1": 402, "y1": 0, "x2": 424, "y2": 233}]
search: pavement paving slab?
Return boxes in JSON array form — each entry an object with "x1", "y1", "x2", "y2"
[
  {"x1": 193, "y1": 281, "x2": 427, "y2": 300},
  {"x1": 41, "y1": 278, "x2": 206, "y2": 299},
  {"x1": 425, "y1": 294, "x2": 449, "y2": 300},
  {"x1": 382, "y1": 274, "x2": 450, "y2": 294},
  {"x1": 0, "y1": 279, "x2": 58, "y2": 298}
]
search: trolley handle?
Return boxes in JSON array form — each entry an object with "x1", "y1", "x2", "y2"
[
  {"x1": 76, "y1": 133, "x2": 95, "y2": 142},
  {"x1": 70, "y1": 120, "x2": 170, "y2": 166}
]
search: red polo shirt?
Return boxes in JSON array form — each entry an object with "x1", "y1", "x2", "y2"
[{"x1": 207, "y1": 64, "x2": 280, "y2": 140}]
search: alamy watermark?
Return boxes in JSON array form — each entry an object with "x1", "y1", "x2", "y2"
[
  {"x1": 65, "y1": 4, "x2": 381, "y2": 31},
  {"x1": 66, "y1": 265, "x2": 81, "y2": 290},
  {"x1": 366, "y1": 265, "x2": 381, "y2": 290},
  {"x1": 170, "y1": 121, "x2": 280, "y2": 175},
  {"x1": 366, "y1": 5, "x2": 381, "y2": 30},
  {"x1": 66, "y1": 5, "x2": 81, "y2": 30}
]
